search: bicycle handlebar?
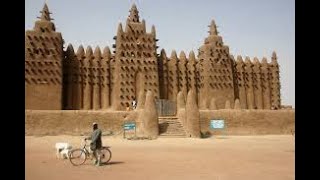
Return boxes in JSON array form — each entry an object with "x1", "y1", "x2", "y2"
[{"x1": 83, "y1": 138, "x2": 111, "y2": 149}]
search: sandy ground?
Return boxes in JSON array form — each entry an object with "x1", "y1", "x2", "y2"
[{"x1": 26, "y1": 135, "x2": 295, "y2": 180}]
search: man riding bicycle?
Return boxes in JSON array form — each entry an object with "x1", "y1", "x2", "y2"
[{"x1": 85, "y1": 122, "x2": 103, "y2": 166}]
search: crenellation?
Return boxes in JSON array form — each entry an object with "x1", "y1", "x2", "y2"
[
  {"x1": 63, "y1": 44, "x2": 75, "y2": 110},
  {"x1": 252, "y1": 57, "x2": 263, "y2": 109},
  {"x1": 244, "y1": 56, "x2": 255, "y2": 109},
  {"x1": 178, "y1": 51, "x2": 188, "y2": 99},
  {"x1": 76, "y1": 45, "x2": 85, "y2": 59},
  {"x1": 261, "y1": 57, "x2": 271, "y2": 109},
  {"x1": 75, "y1": 45, "x2": 85, "y2": 109},
  {"x1": 235, "y1": 55, "x2": 248, "y2": 109},
  {"x1": 187, "y1": 51, "x2": 197, "y2": 95},
  {"x1": 167, "y1": 50, "x2": 179, "y2": 102},
  {"x1": 158, "y1": 49, "x2": 168, "y2": 99},
  {"x1": 92, "y1": 46, "x2": 102, "y2": 109},
  {"x1": 82, "y1": 46, "x2": 93, "y2": 110}
]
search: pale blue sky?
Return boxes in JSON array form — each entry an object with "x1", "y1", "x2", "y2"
[{"x1": 25, "y1": 0, "x2": 295, "y2": 107}]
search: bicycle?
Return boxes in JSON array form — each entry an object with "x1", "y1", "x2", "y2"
[{"x1": 69, "y1": 139, "x2": 112, "y2": 166}]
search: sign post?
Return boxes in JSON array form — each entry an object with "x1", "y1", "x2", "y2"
[{"x1": 210, "y1": 120, "x2": 226, "y2": 137}]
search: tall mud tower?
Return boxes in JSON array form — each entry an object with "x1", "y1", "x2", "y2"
[
  {"x1": 112, "y1": 4, "x2": 159, "y2": 110},
  {"x1": 197, "y1": 20, "x2": 235, "y2": 109},
  {"x1": 25, "y1": 4, "x2": 64, "y2": 109}
]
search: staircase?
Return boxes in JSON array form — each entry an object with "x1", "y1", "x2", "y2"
[{"x1": 158, "y1": 116, "x2": 186, "y2": 137}]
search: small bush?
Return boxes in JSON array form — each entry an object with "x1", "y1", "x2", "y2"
[{"x1": 200, "y1": 131, "x2": 212, "y2": 138}]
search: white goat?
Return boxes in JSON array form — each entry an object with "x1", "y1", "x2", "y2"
[{"x1": 55, "y1": 142, "x2": 72, "y2": 159}]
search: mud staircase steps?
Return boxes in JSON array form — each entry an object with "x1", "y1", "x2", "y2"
[{"x1": 158, "y1": 116, "x2": 186, "y2": 138}]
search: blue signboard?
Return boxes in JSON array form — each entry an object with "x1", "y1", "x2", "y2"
[
  {"x1": 123, "y1": 122, "x2": 136, "y2": 130},
  {"x1": 210, "y1": 120, "x2": 225, "y2": 129},
  {"x1": 123, "y1": 121, "x2": 137, "y2": 139}
]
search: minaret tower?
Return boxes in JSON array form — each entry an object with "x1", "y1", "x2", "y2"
[
  {"x1": 197, "y1": 20, "x2": 235, "y2": 109},
  {"x1": 112, "y1": 4, "x2": 159, "y2": 110},
  {"x1": 25, "y1": 3, "x2": 64, "y2": 109}
]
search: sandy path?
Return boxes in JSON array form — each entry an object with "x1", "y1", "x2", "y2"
[{"x1": 26, "y1": 135, "x2": 295, "y2": 180}]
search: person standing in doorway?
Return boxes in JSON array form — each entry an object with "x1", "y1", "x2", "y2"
[{"x1": 132, "y1": 97, "x2": 137, "y2": 109}]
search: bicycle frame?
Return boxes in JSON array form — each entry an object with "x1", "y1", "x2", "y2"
[
  {"x1": 81, "y1": 140, "x2": 93, "y2": 157},
  {"x1": 81, "y1": 140, "x2": 110, "y2": 160},
  {"x1": 69, "y1": 139, "x2": 112, "y2": 166}
]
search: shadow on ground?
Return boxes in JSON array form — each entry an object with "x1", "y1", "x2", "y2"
[
  {"x1": 102, "y1": 161, "x2": 125, "y2": 166},
  {"x1": 200, "y1": 131, "x2": 213, "y2": 139}
]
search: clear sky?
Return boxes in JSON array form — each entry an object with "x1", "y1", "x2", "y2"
[{"x1": 25, "y1": 0, "x2": 295, "y2": 107}]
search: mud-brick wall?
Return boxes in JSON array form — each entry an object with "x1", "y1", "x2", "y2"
[
  {"x1": 25, "y1": 110, "x2": 137, "y2": 136},
  {"x1": 200, "y1": 109, "x2": 295, "y2": 135}
]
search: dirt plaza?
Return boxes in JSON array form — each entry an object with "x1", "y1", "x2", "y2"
[{"x1": 26, "y1": 135, "x2": 294, "y2": 180}]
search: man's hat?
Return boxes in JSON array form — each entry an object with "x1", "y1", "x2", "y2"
[{"x1": 92, "y1": 122, "x2": 98, "y2": 126}]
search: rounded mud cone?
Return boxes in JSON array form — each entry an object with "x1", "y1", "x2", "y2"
[
  {"x1": 140, "y1": 90, "x2": 158, "y2": 139},
  {"x1": 186, "y1": 90, "x2": 200, "y2": 138}
]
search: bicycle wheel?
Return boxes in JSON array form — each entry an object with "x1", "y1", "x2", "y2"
[
  {"x1": 100, "y1": 147, "x2": 112, "y2": 164},
  {"x1": 69, "y1": 148, "x2": 87, "y2": 166}
]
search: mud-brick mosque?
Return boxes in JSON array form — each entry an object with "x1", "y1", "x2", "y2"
[{"x1": 25, "y1": 3, "x2": 294, "y2": 138}]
